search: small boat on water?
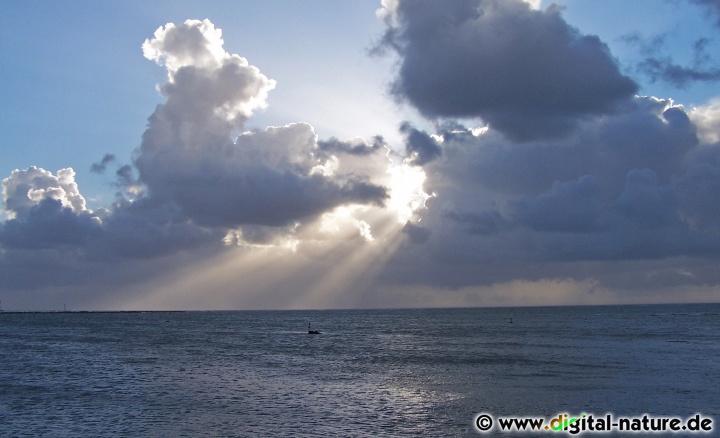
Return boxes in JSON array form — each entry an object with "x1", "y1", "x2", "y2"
[{"x1": 308, "y1": 322, "x2": 321, "y2": 334}]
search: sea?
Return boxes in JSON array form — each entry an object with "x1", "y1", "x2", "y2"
[{"x1": 0, "y1": 304, "x2": 718, "y2": 437}]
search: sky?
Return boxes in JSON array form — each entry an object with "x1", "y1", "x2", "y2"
[{"x1": 2, "y1": 0, "x2": 720, "y2": 311}]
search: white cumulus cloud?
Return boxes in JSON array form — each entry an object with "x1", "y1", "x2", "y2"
[{"x1": 2, "y1": 167, "x2": 88, "y2": 219}]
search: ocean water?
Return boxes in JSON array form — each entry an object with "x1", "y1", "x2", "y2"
[{"x1": 1, "y1": 304, "x2": 718, "y2": 437}]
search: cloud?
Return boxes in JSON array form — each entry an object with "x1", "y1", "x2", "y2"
[
  {"x1": 624, "y1": 33, "x2": 720, "y2": 89},
  {"x1": 637, "y1": 38, "x2": 720, "y2": 88},
  {"x1": 90, "y1": 153, "x2": 116, "y2": 174},
  {"x1": 0, "y1": 165, "x2": 218, "y2": 257},
  {"x1": 136, "y1": 19, "x2": 388, "y2": 228},
  {"x1": 143, "y1": 19, "x2": 228, "y2": 73},
  {"x1": 142, "y1": 19, "x2": 275, "y2": 124},
  {"x1": 442, "y1": 97, "x2": 696, "y2": 197},
  {"x1": 376, "y1": 0, "x2": 638, "y2": 141},
  {"x1": 375, "y1": 94, "x2": 720, "y2": 292},
  {"x1": 639, "y1": 59, "x2": 720, "y2": 88},
  {"x1": 2, "y1": 167, "x2": 88, "y2": 219},
  {"x1": 514, "y1": 175, "x2": 603, "y2": 233},
  {"x1": 689, "y1": 98, "x2": 720, "y2": 144},
  {"x1": 444, "y1": 210, "x2": 508, "y2": 236},
  {"x1": 0, "y1": 198, "x2": 102, "y2": 250},
  {"x1": 114, "y1": 164, "x2": 143, "y2": 195},
  {"x1": 399, "y1": 122, "x2": 442, "y2": 166},
  {"x1": 5, "y1": 11, "x2": 720, "y2": 310},
  {"x1": 90, "y1": 198, "x2": 222, "y2": 260},
  {"x1": 317, "y1": 136, "x2": 386, "y2": 156},
  {"x1": 138, "y1": 120, "x2": 388, "y2": 227},
  {"x1": 0, "y1": 18, "x2": 398, "y2": 306},
  {"x1": 402, "y1": 220, "x2": 431, "y2": 244}
]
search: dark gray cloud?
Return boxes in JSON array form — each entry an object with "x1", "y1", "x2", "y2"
[
  {"x1": 0, "y1": 165, "x2": 220, "y2": 259},
  {"x1": 114, "y1": 164, "x2": 139, "y2": 189},
  {"x1": 625, "y1": 33, "x2": 720, "y2": 88},
  {"x1": 0, "y1": 195, "x2": 217, "y2": 260},
  {"x1": 638, "y1": 37, "x2": 720, "y2": 88},
  {"x1": 378, "y1": 95, "x2": 720, "y2": 291},
  {"x1": 317, "y1": 136, "x2": 386, "y2": 156},
  {"x1": 445, "y1": 98, "x2": 696, "y2": 197},
  {"x1": 444, "y1": 210, "x2": 509, "y2": 236},
  {"x1": 514, "y1": 175, "x2": 604, "y2": 233},
  {"x1": 90, "y1": 153, "x2": 116, "y2": 174},
  {"x1": 377, "y1": 0, "x2": 638, "y2": 141},
  {"x1": 399, "y1": 122, "x2": 442, "y2": 166},
  {"x1": 0, "y1": 198, "x2": 102, "y2": 250},
  {"x1": 90, "y1": 198, "x2": 222, "y2": 260},
  {"x1": 638, "y1": 58, "x2": 720, "y2": 88},
  {"x1": 673, "y1": 162, "x2": 720, "y2": 230},
  {"x1": 136, "y1": 119, "x2": 388, "y2": 227},
  {"x1": 402, "y1": 221, "x2": 431, "y2": 244},
  {"x1": 155, "y1": 164, "x2": 387, "y2": 227}
]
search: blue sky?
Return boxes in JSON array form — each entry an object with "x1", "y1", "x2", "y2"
[{"x1": 2, "y1": 0, "x2": 720, "y2": 310}]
